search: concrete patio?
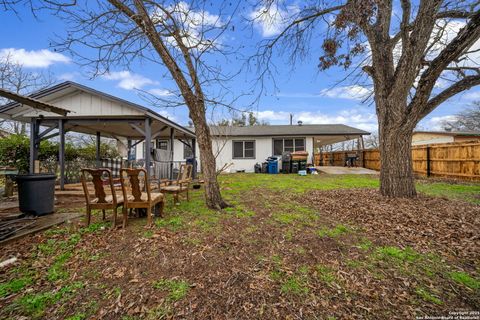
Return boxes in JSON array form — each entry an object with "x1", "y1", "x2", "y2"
[{"x1": 316, "y1": 166, "x2": 378, "y2": 175}]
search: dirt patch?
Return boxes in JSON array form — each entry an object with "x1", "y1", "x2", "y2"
[
  {"x1": 0, "y1": 185, "x2": 479, "y2": 320},
  {"x1": 299, "y1": 188, "x2": 480, "y2": 268}
]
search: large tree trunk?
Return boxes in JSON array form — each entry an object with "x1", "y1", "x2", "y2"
[
  {"x1": 378, "y1": 122, "x2": 417, "y2": 197},
  {"x1": 189, "y1": 101, "x2": 229, "y2": 209}
]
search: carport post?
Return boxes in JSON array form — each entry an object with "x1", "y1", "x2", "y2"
[
  {"x1": 144, "y1": 118, "x2": 152, "y2": 180},
  {"x1": 96, "y1": 131, "x2": 101, "y2": 168},
  {"x1": 169, "y1": 128, "x2": 174, "y2": 179},
  {"x1": 127, "y1": 139, "x2": 132, "y2": 166},
  {"x1": 191, "y1": 138, "x2": 197, "y2": 179},
  {"x1": 59, "y1": 119, "x2": 66, "y2": 190},
  {"x1": 29, "y1": 118, "x2": 40, "y2": 174}
]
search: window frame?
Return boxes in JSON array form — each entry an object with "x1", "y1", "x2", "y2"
[
  {"x1": 232, "y1": 140, "x2": 256, "y2": 159},
  {"x1": 183, "y1": 142, "x2": 194, "y2": 159},
  {"x1": 272, "y1": 137, "x2": 306, "y2": 155},
  {"x1": 156, "y1": 139, "x2": 169, "y2": 150}
]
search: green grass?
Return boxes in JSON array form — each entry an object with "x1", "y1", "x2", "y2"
[
  {"x1": 280, "y1": 274, "x2": 309, "y2": 296},
  {"x1": 16, "y1": 282, "x2": 84, "y2": 318},
  {"x1": 219, "y1": 173, "x2": 480, "y2": 203},
  {"x1": 65, "y1": 313, "x2": 86, "y2": 320},
  {"x1": 47, "y1": 252, "x2": 72, "y2": 282},
  {"x1": 315, "y1": 265, "x2": 337, "y2": 284},
  {"x1": 415, "y1": 287, "x2": 442, "y2": 305},
  {"x1": 152, "y1": 278, "x2": 190, "y2": 301},
  {"x1": 143, "y1": 230, "x2": 154, "y2": 238},
  {"x1": 374, "y1": 246, "x2": 420, "y2": 263},
  {"x1": 317, "y1": 224, "x2": 352, "y2": 238},
  {"x1": 0, "y1": 276, "x2": 33, "y2": 298},
  {"x1": 79, "y1": 221, "x2": 110, "y2": 234},
  {"x1": 449, "y1": 271, "x2": 480, "y2": 290},
  {"x1": 155, "y1": 215, "x2": 184, "y2": 231},
  {"x1": 417, "y1": 181, "x2": 480, "y2": 204}
]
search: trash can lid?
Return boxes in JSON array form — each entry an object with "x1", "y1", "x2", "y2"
[{"x1": 15, "y1": 173, "x2": 57, "y2": 181}]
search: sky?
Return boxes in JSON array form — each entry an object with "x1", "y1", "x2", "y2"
[{"x1": 0, "y1": 1, "x2": 479, "y2": 134}]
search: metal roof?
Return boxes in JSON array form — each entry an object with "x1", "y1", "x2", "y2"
[
  {"x1": 0, "y1": 81, "x2": 195, "y2": 139},
  {"x1": 0, "y1": 87, "x2": 69, "y2": 116},
  {"x1": 206, "y1": 124, "x2": 370, "y2": 137}
]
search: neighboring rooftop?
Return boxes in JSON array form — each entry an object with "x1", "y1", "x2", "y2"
[{"x1": 206, "y1": 124, "x2": 370, "y2": 137}]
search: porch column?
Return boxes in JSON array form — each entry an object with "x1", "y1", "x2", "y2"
[
  {"x1": 191, "y1": 138, "x2": 196, "y2": 179},
  {"x1": 312, "y1": 137, "x2": 315, "y2": 165},
  {"x1": 127, "y1": 139, "x2": 132, "y2": 166},
  {"x1": 29, "y1": 118, "x2": 40, "y2": 174},
  {"x1": 96, "y1": 131, "x2": 101, "y2": 168},
  {"x1": 145, "y1": 118, "x2": 152, "y2": 180},
  {"x1": 59, "y1": 119, "x2": 66, "y2": 190},
  {"x1": 169, "y1": 128, "x2": 174, "y2": 179}
]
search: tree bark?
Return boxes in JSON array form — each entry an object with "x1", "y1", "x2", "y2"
[
  {"x1": 189, "y1": 101, "x2": 229, "y2": 209},
  {"x1": 107, "y1": 0, "x2": 229, "y2": 210},
  {"x1": 378, "y1": 121, "x2": 416, "y2": 197}
]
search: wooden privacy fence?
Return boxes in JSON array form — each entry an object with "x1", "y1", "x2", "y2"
[{"x1": 314, "y1": 141, "x2": 480, "y2": 180}]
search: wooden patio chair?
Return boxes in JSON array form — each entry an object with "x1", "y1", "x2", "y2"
[
  {"x1": 120, "y1": 168, "x2": 165, "y2": 227},
  {"x1": 159, "y1": 164, "x2": 193, "y2": 204},
  {"x1": 81, "y1": 168, "x2": 124, "y2": 228}
]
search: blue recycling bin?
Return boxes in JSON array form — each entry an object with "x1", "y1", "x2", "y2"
[
  {"x1": 267, "y1": 162, "x2": 278, "y2": 174},
  {"x1": 267, "y1": 157, "x2": 279, "y2": 174}
]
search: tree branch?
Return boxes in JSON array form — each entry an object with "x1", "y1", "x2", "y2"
[{"x1": 420, "y1": 75, "x2": 480, "y2": 120}]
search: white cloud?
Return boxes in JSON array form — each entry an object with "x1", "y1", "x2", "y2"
[
  {"x1": 58, "y1": 72, "x2": 78, "y2": 81},
  {"x1": 0, "y1": 48, "x2": 70, "y2": 68},
  {"x1": 249, "y1": 4, "x2": 298, "y2": 37},
  {"x1": 421, "y1": 115, "x2": 457, "y2": 131},
  {"x1": 462, "y1": 90, "x2": 480, "y2": 101},
  {"x1": 149, "y1": 88, "x2": 174, "y2": 97},
  {"x1": 102, "y1": 71, "x2": 158, "y2": 90},
  {"x1": 256, "y1": 108, "x2": 378, "y2": 132},
  {"x1": 320, "y1": 85, "x2": 371, "y2": 100}
]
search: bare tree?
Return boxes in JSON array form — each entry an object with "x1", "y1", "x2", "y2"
[
  {"x1": 251, "y1": 0, "x2": 480, "y2": 197},
  {"x1": 443, "y1": 101, "x2": 480, "y2": 131},
  {"x1": 0, "y1": 53, "x2": 55, "y2": 134},
  {"x1": 364, "y1": 132, "x2": 380, "y2": 149},
  {"x1": 50, "y1": 0, "x2": 242, "y2": 209}
]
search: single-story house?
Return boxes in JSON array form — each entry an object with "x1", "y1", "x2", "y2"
[
  {"x1": 134, "y1": 124, "x2": 370, "y2": 173},
  {"x1": 412, "y1": 130, "x2": 480, "y2": 146}
]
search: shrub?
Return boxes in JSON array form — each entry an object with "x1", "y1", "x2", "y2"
[{"x1": 0, "y1": 134, "x2": 120, "y2": 173}]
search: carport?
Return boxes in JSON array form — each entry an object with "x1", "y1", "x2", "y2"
[{"x1": 0, "y1": 81, "x2": 196, "y2": 190}]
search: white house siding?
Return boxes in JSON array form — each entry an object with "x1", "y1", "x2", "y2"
[
  {"x1": 135, "y1": 135, "x2": 315, "y2": 173},
  {"x1": 22, "y1": 91, "x2": 144, "y2": 118},
  {"x1": 174, "y1": 136, "x2": 314, "y2": 173}
]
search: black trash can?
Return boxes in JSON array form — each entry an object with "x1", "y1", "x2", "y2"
[
  {"x1": 16, "y1": 174, "x2": 56, "y2": 216},
  {"x1": 291, "y1": 162, "x2": 299, "y2": 174}
]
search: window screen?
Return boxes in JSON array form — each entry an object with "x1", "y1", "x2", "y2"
[
  {"x1": 273, "y1": 139, "x2": 283, "y2": 155},
  {"x1": 156, "y1": 140, "x2": 168, "y2": 150},
  {"x1": 244, "y1": 141, "x2": 255, "y2": 158},
  {"x1": 273, "y1": 138, "x2": 306, "y2": 154},
  {"x1": 183, "y1": 143, "x2": 194, "y2": 159},
  {"x1": 233, "y1": 141, "x2": 255, "y2": 158},
  {"x1": 294, "y1": 139, "x2": 305, "y2": 151}
]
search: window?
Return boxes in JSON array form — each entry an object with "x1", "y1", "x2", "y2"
[
  {"x1": 183, "y1": 143, "x2": 194, "y2": 159},
  {"x1": 233, "y1": 140, "x2": 255, "y2": 159},
  {"x1": 156, "y1": 140, "x2": 168, "y2": 150},
  {"x1": 272, "y1": 138, "x2": 306, "y2": 155}
]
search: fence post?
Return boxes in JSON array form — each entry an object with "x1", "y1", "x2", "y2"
[
  {"x1": 426, "y1": 145, "x2": 431, "y2": 177},
  {"x1": 362, "y1": 150, "x2": 365, "y2": 168}
]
